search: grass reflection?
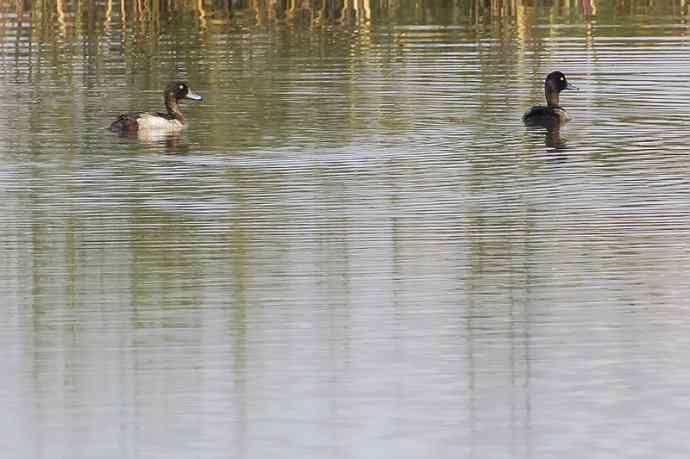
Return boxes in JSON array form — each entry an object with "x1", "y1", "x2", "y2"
[
  {"x1": 1, "y1": 0, "x2": 687, "y2": 84},
  {"x1": 2, "y1": 0, "x2": 689, "y2": 38}
]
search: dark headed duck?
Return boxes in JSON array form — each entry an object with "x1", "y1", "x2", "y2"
[
  {"x1": 110, "y1": 82, "x2": 203, "y2": 133},
  {"x1": 523, "y1": 71, "x2": 577, "y2": 126}
]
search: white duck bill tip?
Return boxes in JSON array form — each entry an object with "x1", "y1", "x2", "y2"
[{"x1": 185, "y1": 91, "x2": 203, "y2": 101}]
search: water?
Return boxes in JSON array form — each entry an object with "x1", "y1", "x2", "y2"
[{"x1": 2, "y1": 1, "x2": 690, "y2": 457}]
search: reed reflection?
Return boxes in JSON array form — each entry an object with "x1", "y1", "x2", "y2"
[
  {"x1": 0, "y1": 0, "x2": 683, "y2": 41},
  {"x1": 0, "y1": 0, "x2": 685, "y2": 86}
]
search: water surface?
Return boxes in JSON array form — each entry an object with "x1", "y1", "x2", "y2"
[{"x1": 2, "y1": 1, "x2": 690, "y2": 458}]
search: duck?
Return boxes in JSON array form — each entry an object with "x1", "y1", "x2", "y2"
[
  {"x1": 109, "y1": 82, "x2": 203, "y2": 133},
  {"x1": 523, "y1": 71, "x2": 577, "y2": 126}
]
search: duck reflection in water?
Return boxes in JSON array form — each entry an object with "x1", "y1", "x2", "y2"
[
  {"x1": 545, "y1": 124, "x2": 566, "y2": 150},
  {"x1": 125, "y1": 130, "x2": 192, "y2": 154},
  {"x1": 525, "y1": 124, "x2": 568, "y2": 153}
]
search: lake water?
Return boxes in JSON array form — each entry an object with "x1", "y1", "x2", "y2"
[{"x1": 3, "y1": 1, "x2": 690, "y2": 457}]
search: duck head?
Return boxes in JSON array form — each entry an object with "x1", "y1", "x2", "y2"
[{"x1": 545, "y1": 71, "x2": 577, "y2": 107}]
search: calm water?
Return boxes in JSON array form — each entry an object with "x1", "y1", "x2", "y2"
[{"x1": 3, "y1": 1, "x2": 690, "y2": 457}]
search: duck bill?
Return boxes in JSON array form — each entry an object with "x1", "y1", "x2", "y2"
[
  {"x1": 564, "y1": 82, "x2": 579, "y2": 91},
  {"x1": 185, "y1": 91, "x2": 203, "y2": 101}
]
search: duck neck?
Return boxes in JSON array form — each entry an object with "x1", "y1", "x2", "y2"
[
  {"x1": 165, "y1": 93, "x2": 184, "y2": 122},
  {"x1": 545, "y1": 83, "x2": 560, "y2": 108}
]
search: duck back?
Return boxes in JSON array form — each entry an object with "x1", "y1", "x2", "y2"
[
  {"x1": 109, "y1": 112, "x2": 144, "y2": 132},
  {"x1": 522, "y1": 105, "x2": 569, "y2": 125}
]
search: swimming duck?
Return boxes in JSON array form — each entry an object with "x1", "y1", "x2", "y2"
[
  {"x1": 109, "y1": 82, "x2": 203, "y2": 133},
  {"x1": 523, "y1": 71, "x2": 577, "y2": 125}
]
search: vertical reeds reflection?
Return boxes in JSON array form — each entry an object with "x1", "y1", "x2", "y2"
[{"x1": 0, "y1": 0, "x2": 683, "y2": 51}]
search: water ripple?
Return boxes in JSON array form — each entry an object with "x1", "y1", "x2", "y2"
[{"x1": 3, "y1": 3, "x2": 690, "y2": 459}]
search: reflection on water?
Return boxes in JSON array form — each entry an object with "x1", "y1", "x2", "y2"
[
  {"x1": 3, "y1": 1, "x2": 690, "y2": 458},
  {"x1": 526, "y1": 124, "x2": 568, "y2": 151}
]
